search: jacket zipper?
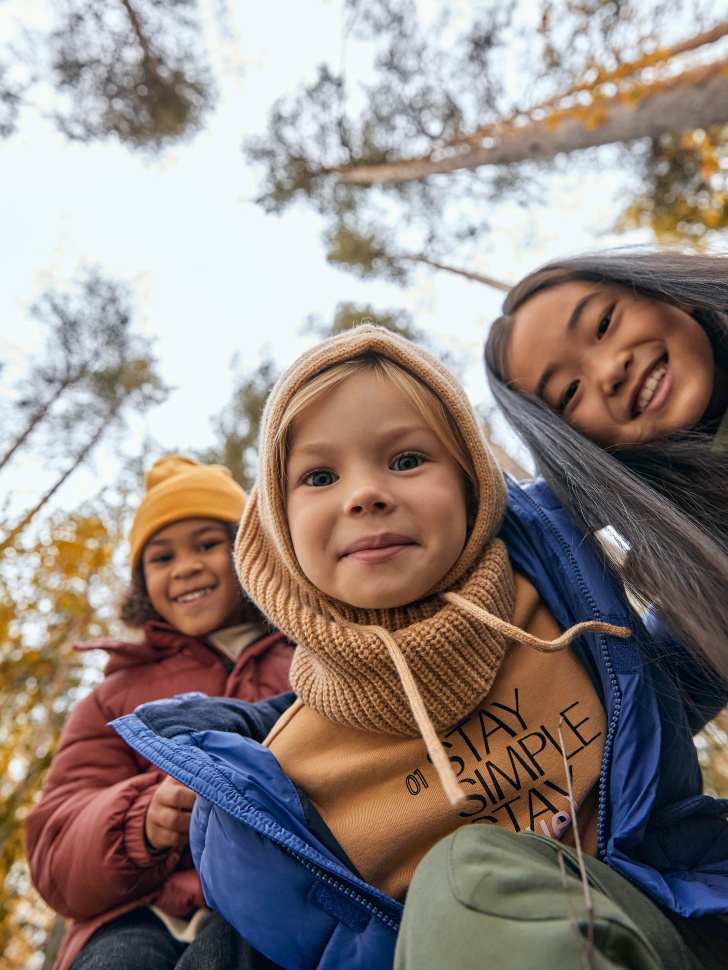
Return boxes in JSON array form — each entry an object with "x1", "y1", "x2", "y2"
[
  {"x1": 516, "y1": 488, "x2": 623, "y2": 862},
  {"x1": 280, "y1": 842, "x2": 401, "y2": 931}
]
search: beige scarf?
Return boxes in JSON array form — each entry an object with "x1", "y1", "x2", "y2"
[{"x1": 236, "y1": 326, "x2": 629, "y2": 807}]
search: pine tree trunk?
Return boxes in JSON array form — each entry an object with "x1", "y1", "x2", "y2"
[
  {"x1": 0, "y1": 405, "x2": 121, "y2": 553},
  {"x1": 404, "y1": 255, "x2": 511, "y2": 292},
  {"x1": 447, "y1": 20, "x2": 728, "y2": 150},
  {"x1": 336, "y1": 57, "x2": 728, "y2": 184},
  {"x1": 119, "y1": 0, "x2": 161, "y2": 75},
  {"x1": 0, "y1": 376, "x2": 78, "y2": 473}
]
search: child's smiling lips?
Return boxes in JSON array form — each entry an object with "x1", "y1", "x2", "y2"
[
  {"x1": 341, "y1": 532, "x2": 416, "y2": 563},
  {"x1": 173, "y1": 586, "x2": 215, "y2": 604}
]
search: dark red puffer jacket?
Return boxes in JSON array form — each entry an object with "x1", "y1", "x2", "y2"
[{"x1": 25, "y1": 621, "x2": 294, "y2": 970}]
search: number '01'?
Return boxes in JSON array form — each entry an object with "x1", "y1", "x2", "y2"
[{"x1": 405, "y1": 769, "x2": 429, "y2": 795}]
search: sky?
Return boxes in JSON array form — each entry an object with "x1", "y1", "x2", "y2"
[{"x1": 0, "y1": 0, "x2": 656, "y2": 515}]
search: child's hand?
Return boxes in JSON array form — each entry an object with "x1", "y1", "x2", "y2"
[{"x1": 144, "y1": 775, "x2": 196, "y2": 852}]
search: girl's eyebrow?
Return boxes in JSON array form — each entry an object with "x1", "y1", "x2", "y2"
[
  {"x1": 564, "y1": 292, "x2": 599, "y2": 335},
  {"x1": 535, "y1": 292, "x2": 599, "y2": 399},
  {"x1": 288, "y1": 442, "x2": 331, "y2": 457},
  {"x1": 290, "y1": 424, "x2": 435, "y2": 458},
  {"x1": 145, "y1": 525, "x2": 223, "y2": 547}
]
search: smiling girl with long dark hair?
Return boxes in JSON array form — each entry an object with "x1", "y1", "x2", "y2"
[{"x1": 485, "y1": 250, "x2": 728, "y2": 690}]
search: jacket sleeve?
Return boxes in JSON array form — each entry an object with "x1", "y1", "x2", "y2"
[
  {"x1": 508, "y1": 478, "x2": 728, "y2": 733},
  {"x1": 132, "y1": 691, "x2": 296, "y2": 740},
  {"x1": 25, "y1": 688, "x2": 185, "y2": 919}
]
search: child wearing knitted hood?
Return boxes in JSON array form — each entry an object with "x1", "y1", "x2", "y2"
[{"x1": 116, "y1": 326, "x2": 728, "y2": 970}]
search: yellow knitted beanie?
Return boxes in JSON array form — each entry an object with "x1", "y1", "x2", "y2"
[{"x1": 129, "y1": 455, "x2": 246, "y2": 568}]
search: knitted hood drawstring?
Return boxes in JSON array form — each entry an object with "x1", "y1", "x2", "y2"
[
  {"x1": 443, "y1": 592, "x2": 631, "y2": 653},
  {"x1": 329, "y1": 610, "x2": 466, "y2": 807},
  {"x1": 337, "y1": 596, "x2": 630, "y2": 810}
]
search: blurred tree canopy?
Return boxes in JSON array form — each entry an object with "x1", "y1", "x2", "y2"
[
  {"x1": 0, "y1": 58, "x2": 23, "y2": 137},
  {"x1": 618, "y1": 124, "x2": 728, "y2": 242},
  {"x1": 247, "y1": 0, "x2": 728, "y2": 285},
  {"x1": 0, "y1": 0, "x2": 216, "y2": 152},
  {"x1": 326, "y1": 223, "x2": 512, "y2": 291},
  {"x1": 197, "y1": 354, "x2": 280, "y2": 493},
  {"x1": 0, "y1": 504, "x2": 124, "y2": 969},
  {"x1": 696, "y1": 715, "x2": 728, "y2": 798},
  {"x1": 2, "y1": 269, "x2": 163, "y2": 472},
  {"x1": 0, "y1": 267, "x2": 168, "y2": 550},
  {"x1": 49, "y1": 0, "x2": 216, "y2": 150},
  {"x1": 0, "y1": 270, "x2": 165, "y2": 968}
]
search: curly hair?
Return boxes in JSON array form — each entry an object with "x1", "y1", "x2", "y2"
[{"x1": 119, "y1": 521, "x2": 266, "y2": 630}]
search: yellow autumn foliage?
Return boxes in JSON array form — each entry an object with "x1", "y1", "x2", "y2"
[
  {"x1": 0, "y1": 503, "x2": 125, "y2": 969},
  {"x1": 617, "y1": 123, "x2": 728, "y2": 243}
]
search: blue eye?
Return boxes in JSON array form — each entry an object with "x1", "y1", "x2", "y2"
[
  {"x1": 597, "y1": 307, "x2": 613, "y2": 337},
  {"x1": 303, "y1": 469, "x2": 337, "y2": 487},
  {"x1": 392, "y1": 452, "x2": 424, "y2": 471}
]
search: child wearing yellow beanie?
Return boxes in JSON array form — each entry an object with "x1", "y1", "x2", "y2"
[{"x1": 26, "y1": 456, "x2": 294, "y2": 970}]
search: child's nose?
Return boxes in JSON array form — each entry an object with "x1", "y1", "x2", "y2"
[
  {"x1": 346, "y1": 480, "x2": 391, "y2": 515},
  {"x1": 172, "y1": 555, "x2": 203, "y2": 577},
  {"x1": 598, "y1": 349, "x2": 632, "y2": 395}
]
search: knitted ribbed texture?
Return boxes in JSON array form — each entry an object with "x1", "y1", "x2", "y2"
[
  {"x1": 235, "y1": 325, "x2": 514, "y2": 737},
  {"x1": 240, "y1": 332, "x2": 630, "y2": 803},
  {"x1": 235, "y1": 326, "x2": 632, "y2": 807},
  {"x1": 241, "y1": 520, "x2": 514, "y2": 736}
]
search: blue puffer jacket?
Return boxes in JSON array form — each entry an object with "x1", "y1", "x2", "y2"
[{"x1": 113, "y1": 478, "x2": 728, "y2": 970}]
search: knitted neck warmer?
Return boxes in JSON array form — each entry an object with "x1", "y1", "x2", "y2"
[
  {"x1": 241, "y1": 522, "x2": 515, "y2": 737},
  {"x1": 236, "y1": 326, "x2": 629, "y2": 807}
]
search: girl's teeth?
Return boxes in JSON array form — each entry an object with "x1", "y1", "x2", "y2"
[
  {"x1": 176, "y1": 588, "x2": 211, "y2": 603},
  {"x1": 636, "y1": 363, "x2": 667, "y2": 414}
]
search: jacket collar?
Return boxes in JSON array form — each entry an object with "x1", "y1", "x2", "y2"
[
  {"x1": 75, "y1": 621, "x2": 287, "y2": 675},
  {"x1": 75, "y1": 621, "x2": 220, "y2": 674}
]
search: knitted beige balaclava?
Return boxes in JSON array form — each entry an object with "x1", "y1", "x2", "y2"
[{"x1": 235, "y1": 325, "x2": 628, "y2": 807}]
